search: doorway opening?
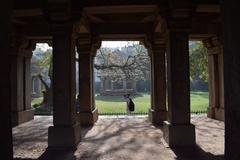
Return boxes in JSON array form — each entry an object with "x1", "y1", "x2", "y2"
[{"x1": 94, "y1": 41, "x2": 151, "y2": 116}]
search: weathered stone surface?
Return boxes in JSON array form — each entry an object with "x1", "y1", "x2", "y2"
[
  {"x1": 0, "y1": 1, "x2": 13, "y2": 159},
  {"x1": 163, "y1": 29, "x2": 196, "y2": 147},
  {"x1": 148, "y1": 109, "x2": 167, "y2": 125},
  {"x1": 48, "y1": 124, "x2": 81, "y2": 149},
  {"x1": 203, "y1": 36, "x2": 224, "y2": 121},
  {"x1": 77, "y1": 36, "x2": 99, "y2": 126},
  {"x1": 48, "y1": 24, "x2": 81, "y2": 148},
  {"x1": 222, "y1": 0, "x2": 240, "y2": 159},
  {"x1": 11, "y1": 109, "x2": 34, "y2": 127},
  {"x1": 77, "y1": 108, "x2": 98, "y2": 126},
  {"x1": 163, "y1": 121, "x2": 195, "y2": 147},
  {"x1": 149, "y1": 42, "x2": 167, "y2": 125},
  {"x1": 13, "y1": 116, "x2": 224, "y2": 160}
]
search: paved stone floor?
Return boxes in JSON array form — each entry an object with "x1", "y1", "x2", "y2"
[{"x1": 13, "y1": 115, "x2": 224, "y2": 160}]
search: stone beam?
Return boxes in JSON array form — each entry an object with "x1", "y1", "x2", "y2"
[{"x1": 91, "y1": 23, "x2": 154, "y2": 35}]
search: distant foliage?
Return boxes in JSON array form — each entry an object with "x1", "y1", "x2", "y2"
[
  {"x1": 95, "y1": 43, "x2": 151, "y2": 82},
  {"x1": 189, "y1": 41, "x2": 208, "y2": 82}
]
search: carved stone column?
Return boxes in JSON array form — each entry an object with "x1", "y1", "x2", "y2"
[
  {"x1": 223, "y1": 0, "x2": 240, "y2": 158},
  {"x1": 123, "y1": 79, "x2": 127, "y2": 90},
  {"x1": 110, "y1": 80, "x2": 114, "y2": 90},
  {"x1": 48, "y1": 24, "x2": 81, "y2": 149},
  {"x1": 100, "y1": 78, "x2": 105, "y2": 93},
  {"x1": 163, "y1": 1, "x2": 195, "y2": 147},
  {"x1": 147, "y1": 37, "x2": 167, "y2": 125},
  {"x1": 77, "y1": 34, "x2": 99, "y2": 126},
  {"x1": 0, "y1": 2, "x2": 13, "y2": 158},
  {"x1": 10, "y1": 37, "x2": 35, "y2": 126},
  {"x1": 203, "y1": 37, "x2": 224, "y2": 121}
]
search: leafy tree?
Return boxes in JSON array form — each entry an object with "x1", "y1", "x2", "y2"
[
  {"x1": 189, "y1": 41, "x2": 208, "y2": 82},
  {"x1": 95, "y1": 43, "x2": 151, "y2": 82},
  {"x1": 35, "y1": 49, "x2": 53, "y2": 108}
]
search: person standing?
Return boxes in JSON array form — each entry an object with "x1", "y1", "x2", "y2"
[{"x1": 123, "y1": 94, "x2": 132, "y2": 115}]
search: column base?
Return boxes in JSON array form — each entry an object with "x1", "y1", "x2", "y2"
[
  {"x1": 163, "y1": 121, "x2": 195, "y2": 147},
  {"x1": 48, "y1": 123, "x2": 81, "y2": 149},
  {"x1": 207, "y1": 107, "x2": 224, "y2": 121},
  {"x1": 148, "y1": 108, "x2": 167, "y2": 125},
  {"x1": 11, "y1": 109, "x2": 34, "y2": 127},
  {"x1": 78, "y1": 107, "x2": 98, "y2": 126}
]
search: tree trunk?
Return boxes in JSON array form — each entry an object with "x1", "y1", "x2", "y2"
[{"x1": 38, "y1": 74, "x2": 52, "y2": 109}]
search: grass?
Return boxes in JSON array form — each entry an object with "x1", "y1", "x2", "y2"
[
  {"x1": 190, "y1": 91, "x2": 209, "y2": 111},
  {"x1": 31, "y1": 97, "x2": 43, "y2": 108},
  {"x1": 96, "y1": 91, "x2": 209, "y2": 114},
  {"x1": 95, "y1": 93, "x2": 150, "y2": 113},
  {"x1": 32, "y1": 91, "x2": 209, "y2": 115}
]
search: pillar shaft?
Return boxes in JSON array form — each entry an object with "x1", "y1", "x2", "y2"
[
  {"x1": 79, "y1": 53, "x2": 93, "y2": 112},
  {"x1": 223, "y1": 0, "x2": 240, "y2": 158},
  {"x1": 123, "y1": 79, "x2": 127, "y2": 90},
  {"x1": 0, "y1": 2, "x2": 13, "y2": 158},
  {"x1": 203, "y1": 37, "x2": 224, "y2": 121},
  {"x1": 167, "y1": 31, "x2": 190, "y2": 124},
  {"x1": 48, "y1": 24, "x2": 81, "y2": 148},
  {"x1": 100, "y1": 79, "x2": 105, "y2": 93},
  {"x1": 10, "y1": 55, "x2": 24, "y2": 112},
  {"x1": 151, "y1": 47, "x2": 166, "y2": 112},
  {"x1": 163, "y1": 27, "x2": 195, "y2": 147},
  {"x1": 77, "y1": 35, "x2": 99, "y2": 126},
  {"x1": 24, "y1": 57, "x2": 32, "y2": 110},
  {"x1": 149, "y1": 44, "x2": 167, "y2": 125},
  {"x1": 10, "y1": 39, "x2": 34, "y2": 126},
  {"x1": 110, "y1": 80, "x2": 114, "y2": 90},
  {"x1": 52, "y1": 25, "x2": 76, "y2": 127}
]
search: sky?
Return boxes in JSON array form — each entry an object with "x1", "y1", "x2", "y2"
[
  {"x1": 101, "y1": 41, "x2": 139, "y2": 48},
  {"x1": 36, "y1": 41, "x2": 139, "y2": 51}
]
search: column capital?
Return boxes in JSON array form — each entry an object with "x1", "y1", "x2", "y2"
[
  {"x1": 91, "y1": 36, "x2": 102, "y2": 57},
  {"x1": 144, "y1": 34, "x2": 166, "y2": 56},
  {"x1": 10, "y1": 35, "x2": 36, "y2": 58},
  {"x1": 77, "y1": 34, "x2": 92, "y2": 55},
  {"x1": 203, "y1": 36, "x2": 223, "y2": 55},
  {"x1": 43, "y1": 0, "x2": 82, "y2": 23},
  {"x1": 165, "y1": 0, "x2": 194, "y2": 31},
  {"x1": 77, "y1": 34, "x2": 101, "y2": 57}
]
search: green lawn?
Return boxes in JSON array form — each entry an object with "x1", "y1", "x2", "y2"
[
  {"x1": 31, "y1": 97, "x2": 43, "y2": 107},
  {"x1": 96, "y1": 91, "x2": 209, "y2": 113},
  {"x1": 32, "y1": 91, "x2": 209, "y2": 114}
]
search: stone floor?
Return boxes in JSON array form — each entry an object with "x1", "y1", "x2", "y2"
[{"x1": 13, "y1": 115, "x2": 224, "y2": 160}]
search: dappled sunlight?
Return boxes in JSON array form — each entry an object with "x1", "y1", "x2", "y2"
[{"x1": 13, "y1": 116, "x2": 224, "y2": 160}]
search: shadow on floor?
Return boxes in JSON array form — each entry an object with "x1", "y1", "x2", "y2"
[
  {"x1": 172, "y1": 145, "x2": 224, "y2": 160},
  {"x1": 14, "y1": 148, "x2": 77, "y2": 160}
]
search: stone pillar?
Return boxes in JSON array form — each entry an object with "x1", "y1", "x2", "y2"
[
  {"x1": 148, "y1": 42, "x2": 167, "y2": 125},
  {"x1": 222, "y1": 0, "x2": 240, "y2": 158},
  {"x1": 77, "y1": 34, "x2": 98, "y2": 126},
  {"x1": 10, "y1": 39, "x2": 34, "y2": 126},
  {"x1": 110, "y1": 80, "x2": 114, "y2": 90},
  {"x1": 123, "y1": 79, "x2": 127, "y2": 90},
  {"x1": 48, "y1": 24, "x2": 81, "y2": 149},
  {"x1": 37, "y1": 77, "x2": 42, "y2": 94},
  {"x1": 24, "y1": 55, "x2": 33, "y2": 110},
  {"x1": 163, "y1": 8, "x2": 195, "y2": 146},
  {"x1": 203, "y1": 37, "x2": 224, "y2": 121},
  {"x1": 100, "y1": 78, "x2": 105, "y2": 93},
  {"x1": 0, "y1": 1, "x2": 13, "y2": 158}
]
